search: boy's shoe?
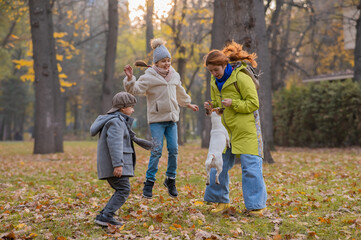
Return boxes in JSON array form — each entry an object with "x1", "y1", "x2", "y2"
[
  {"x1": 94, "y1": 214, "x2": 123, "y2": 227},
  {"x1": 163, "y1": 177, "x2": 178, "y2": 198},
  {"x1": 248, "y1": 207, "x2": 267, "y2": 216},
  {"x1": 142, "y1": 180, "x2": 155, "y2": 199},
  {"x1": 210, "y1": 203, "x2": 230, "y2": 214}
]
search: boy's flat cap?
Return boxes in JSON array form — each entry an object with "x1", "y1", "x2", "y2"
[{"x1": 107, "y1": 92, "x2": 137, "y2": 114}]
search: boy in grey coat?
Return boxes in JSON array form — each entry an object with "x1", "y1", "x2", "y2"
[{"x1": 90, "y1": 92, "x2": 154, "y2": 227}]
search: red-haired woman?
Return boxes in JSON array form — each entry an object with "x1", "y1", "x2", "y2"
[{"x1": 203, "y1": 41, "x2": 267, "y2": 216}]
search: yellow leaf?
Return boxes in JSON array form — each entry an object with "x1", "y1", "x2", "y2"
[
  {"x1": 56, "y1": 55, "x2": 63, "y2": 61},
  {"x1": 28, "y1": 233, "x2": 38, "y2": 238},
  {"x1": 169, "y1": 226, "x2": 177, "y2": 231},
  {"x1": 57, "y1": 63, "x2": 63, "y2": 72},
  {"x1": 20, "y1": 73, "x2": 35, "y2": 82},
  {"x1": 16, "y1": 223, "x2": 26, "y2": 229},
  {"x1": 194, "y1": 201, "x2": 204, "y2": 206},
  {"x1": 54, "y1": 32, "x2": 68, "y2": 38},
  {"x1": 10, "y1": 34, "x2": 19, "y2": 39},
  {"x1": 172, "y1": 223, "x2": 182, "y2": 229},
  {"x1": 118, "y1": 224, "x2": 125, "y2": 231},
  {"x1": 59, "y1": 74, "x2": 69, "y2": 80}
]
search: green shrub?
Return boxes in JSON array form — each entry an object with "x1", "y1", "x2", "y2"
[{"x1": 273, "y1": 80, "x2": 361, "y2": 147}]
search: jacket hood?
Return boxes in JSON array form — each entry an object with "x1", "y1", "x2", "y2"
[
  {"x1": 90, "y1": 113, "x2": 119, "y2": 136},
  {"x1": 90, "y1": 112, "x2": 134, "y2": 136}
]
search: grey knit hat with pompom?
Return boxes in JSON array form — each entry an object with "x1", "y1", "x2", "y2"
[{"x1": 151, "y1": 38, "x2": 171, "y2": 63}]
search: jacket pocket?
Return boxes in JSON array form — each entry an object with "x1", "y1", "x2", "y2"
[{"x1": 156, "y1": 100, "x2": 171, "y2": 113}]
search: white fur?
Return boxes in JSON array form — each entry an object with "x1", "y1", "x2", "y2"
[{"x1": 205, "y1": 112, "x2": 230, "y2": 185}]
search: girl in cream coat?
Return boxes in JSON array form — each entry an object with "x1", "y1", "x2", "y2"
[{"x1": 123, "y1": 38, "x2": 198, "y2": 199}]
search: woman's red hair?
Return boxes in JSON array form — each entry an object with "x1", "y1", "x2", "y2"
[{"x1": 204, "y1": 41, "x2": 257, "y2": 68}]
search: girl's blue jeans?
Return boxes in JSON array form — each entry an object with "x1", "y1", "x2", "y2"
[
  {"x1": 146, "y1": 121, "x2": 178, "y2": 182},
  {"x1": 204, "y1": 148, "x2": 267, "y2": 210}
]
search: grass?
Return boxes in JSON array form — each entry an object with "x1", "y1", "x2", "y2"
[{"x1": 0, "y1": 141, "x2": 360, "y2": 239}]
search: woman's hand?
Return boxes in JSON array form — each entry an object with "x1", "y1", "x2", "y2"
[
  {"x1": 221, "y1": 98, "x2": 232, "y2": 107},
  {"x1": 113, "y1": 166, "x2": 123, "y2": 177},
  {"x1": 187, "y1": 104, "x2": 199, "y2": 111},
  {"x1": 124, "y1": 65, "x2": 133, "y2": 81},
  {"x1": 204, "y1": 101, "x2": 212, "y2": 110}
]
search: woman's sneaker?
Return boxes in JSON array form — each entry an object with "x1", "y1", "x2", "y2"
[
  {"x1": 94, "y1": 214, "x2": 123, "y2": 227},
  {"x1": 163, "y1": 177, "x2": 178, "y2": 197},
  {"x1": 142, "y1": 179, "x2": 155, "y2": 199},
  {"x1": 248, "y1": 207, "x2": 267, "y2": 216},
  {"x1": 210, "y1": 203, "x2": 230, "y2": 214}
]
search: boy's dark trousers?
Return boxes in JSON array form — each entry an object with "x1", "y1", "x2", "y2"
[{"x1": 100, "y1": 176, "x2": 130, "y2": 217}]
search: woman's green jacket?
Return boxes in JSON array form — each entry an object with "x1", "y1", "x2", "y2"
[{"x1": 210, "y1": 63, "x2": 263, "y2": 157}]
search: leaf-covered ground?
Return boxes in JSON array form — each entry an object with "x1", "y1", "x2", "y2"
[{"x1": 0, "y1": 141, "x2": 360, "y2": 239}]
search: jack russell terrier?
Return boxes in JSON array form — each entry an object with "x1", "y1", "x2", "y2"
[{"x1": 205, "y1": 105, "x2": 230, "y2": 185}]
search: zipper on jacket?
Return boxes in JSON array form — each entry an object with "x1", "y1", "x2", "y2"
[{"x1": 220, "y1": 92, "x2": 233, "y2": 143}]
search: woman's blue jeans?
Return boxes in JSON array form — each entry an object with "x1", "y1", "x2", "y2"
[
  {"x1": 146, "y1": 122, "x2": 178, "y2": 182},
  {"x1": 204, "y1": 148, "x2": 267, "y2": 210}
]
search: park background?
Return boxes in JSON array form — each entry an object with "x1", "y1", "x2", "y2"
[{"x1": 0, "y1": 0, "x2": 361, "y2": 239}]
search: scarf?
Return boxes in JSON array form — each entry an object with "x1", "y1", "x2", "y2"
[
  {"x1": 215, "y1": 63, "x2": 233, "y2": 92},
  {"x1": 152, "y1": 65, "x2": 173, "y2": 82}
]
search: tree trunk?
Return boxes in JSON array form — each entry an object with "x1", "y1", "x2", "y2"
[
  {"x1": 177, "y1": 46, "x2": 187, "y2": 145},
  {"x1": 254, "y1": 0, "x2": 274, "y2": 163},
  {"x1": 101, "y1": 0, "x2": 118, "y2": 114},
  {"x1": 354, "y1": 1, "x2": 361, "y2": 82},
  {"x1": 29, "y1": 0, "x2": 62, "y2": 154},
  {"x1": 205, "y1": 0, "x2": 274, "y2": 163},
  {"x1": 201, "y1": 0, "x2": 225, "y2": 149},
  {"x1": 145, "y1": 0, "x2": 154, "y2": 56},
  {"x1": 201, "y1": 71, "x2": 212, "y2": 148}
]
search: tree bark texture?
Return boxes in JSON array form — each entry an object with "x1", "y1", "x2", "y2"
[
  {"x1": 354, "y1": 1, "x2": 361, "y2": 82},
  {"x1": 253, "y1": 0, "x2": 274, "y2": 163},
  {"x1": 145, "y1": 0, "x2": 154, "y2": 56},
  {"x1": 205, "y1": 0, "x2": 274, "y2": 163},
  {"x1": 101, "y1": 0, "x2": 118, "y2": 114},
  {"x1": 29, "y1": 0, "x2": 63, "y2": 154}
]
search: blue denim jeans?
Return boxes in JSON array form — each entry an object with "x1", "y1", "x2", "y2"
[
  {"x1": 146, "y1": 122, "x2": 178, "y2": 182},
  {"x1": 204, "y1": 148, "x2": 267, "y2": 210}
]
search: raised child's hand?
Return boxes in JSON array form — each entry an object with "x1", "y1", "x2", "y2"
[
  {"x1": 113, "y1": 166, "x2": 123, "y2": 177},
  {"x1": 124, "y1": 65, "x2": 133, "y2": 81}
]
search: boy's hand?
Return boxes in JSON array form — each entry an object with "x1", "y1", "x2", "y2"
[
  {"x1": 113, "y1": 166, "x2": 123, "y2": 177},
  {"x1": 187, "y1": 104, "x2": 199, "y2": 111},
  {"x1": 124, "y1": 65, "x2": 133, "y2": 81}
]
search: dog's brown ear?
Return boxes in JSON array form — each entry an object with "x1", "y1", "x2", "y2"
[{"x1": 213, "y1": 107, "x2": 224, "y2": 115}]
